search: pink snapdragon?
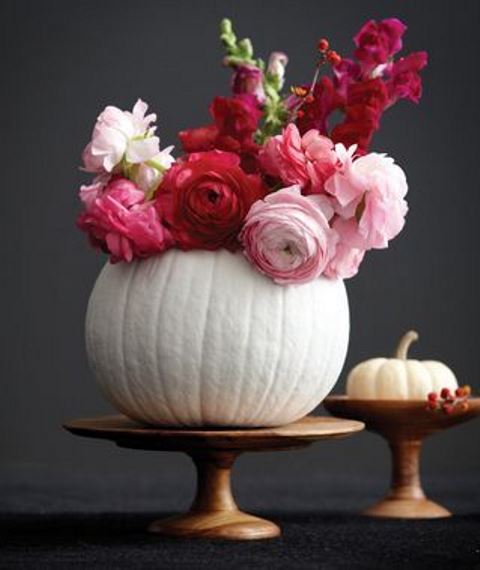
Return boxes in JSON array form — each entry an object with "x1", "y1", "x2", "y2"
[
  {"x1": 260, "y1": 124, "x2": 337, "y2": 194},
  {"x1": 231, "y1": 64, "x2": 266, "y2": 104},
  {"x1": 240, "y1": 186, "x2": 337, "y2": 284},
  {"x1": 77, "y1": 177, "x2": 172, "y2": 263},
  {"x1": 82, "y1": 99, "x2": 166, "y2": 174}
]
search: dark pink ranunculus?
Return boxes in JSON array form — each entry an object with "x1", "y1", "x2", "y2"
[
  {"x1": 77, "y1": 176, "x2": 172, "y2": 262},
  {"x1": 354, "y1": 18, "x2": 407, "y2": 68},
  {"x1": 232, "y1": 64, "x2": 266, "y2": 104},
  {"x1": 156, "y1": 150, "x2": 268, "y2": 251},
  {"x1": 385, "y1": 51, "x2": 428, "y2": 104}
]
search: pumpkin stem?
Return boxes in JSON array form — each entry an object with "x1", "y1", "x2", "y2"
[{"x1": 395, "y1": 330, "x2": 419, "y2": 360}]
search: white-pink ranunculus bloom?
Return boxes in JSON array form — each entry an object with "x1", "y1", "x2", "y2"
[
  {"x1": 325, "y1": 147, "x2": 408, "y2": 249},
  {"x1": 260, "y1": 124, "x2": 337, "y2": 194},
  {"x1": 131, "y1": 146, "x2": 176, "y2": 194},
  {"x1": 240, "y1": 185, "x2": 338, "y2": 285},
  {"x1": 82, "y1": 99, "x2": 161, "y2": 174}
]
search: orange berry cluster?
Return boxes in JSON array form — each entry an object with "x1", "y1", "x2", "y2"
[
  {"x1": 288, "y1": 37, "x2": 342, "y2": 121},
  {"x1": 426, "y1": 385, "x2": 471, "y2": 414},
  {"x1": 317, "y1": 37, "x2": 342, "y2": 66}
]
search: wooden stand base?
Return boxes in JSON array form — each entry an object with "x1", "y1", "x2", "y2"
[
  {"x1": 64, "y1": 414, "x2": 363, "y2": 540},
  {"x1": 324, "y1": 396, "x2": 480, "y2": 519},
  {"x1": 149, "y1": 450, "x2": 280, "y2": 540},
  {"x1": 364, "y1": 498, "x2": 450, "y2": 519}
]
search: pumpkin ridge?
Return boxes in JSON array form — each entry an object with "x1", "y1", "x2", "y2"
[
  {"x1": 176, "y1": 254, "x2": 197, "y2": 425},
  {"x1": 197, "y1": 252, "x2": 219, "y2": 424},
  {"x1": 118, "y1": 263, "x2": 144, "y2": 420},
  {"x1": 271, "y1": 283, "x2": 314, "y2": 422},
  {"x1": 128, "y1": 260, "x2": 161, "y2": 422},
  {"x1": 223, "y1": 258, "x2": 256, "y2": 424},
  {"x1": 153, "y1": 253, "x2": 183, "y2": 425},
  {"x1": 249, "y1": 288, "x2": 285, "y2": 423}
]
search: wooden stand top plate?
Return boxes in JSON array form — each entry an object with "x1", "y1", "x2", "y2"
[
  {"x1": 64, "y1": 414, "x2": 364, "y2": 540},
  {"x1": 65, "y1": 414, "x2": 364, "y2": 451}
]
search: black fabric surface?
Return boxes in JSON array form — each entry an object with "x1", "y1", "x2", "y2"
[{"x1": 1, "y1": 465, "x2": 479, "y2": 569}]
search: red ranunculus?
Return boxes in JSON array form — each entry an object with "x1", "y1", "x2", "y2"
[
  {"x1": 156, "y1": 150, "x2": 268, "y2": 250},
  {"x1": 178, "y1": 95, "x2": 262, "y2": 173}
]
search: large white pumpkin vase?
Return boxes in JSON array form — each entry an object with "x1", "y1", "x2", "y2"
[{"x1": 86, "y1": 249, "x2": 350, "y2": 427}]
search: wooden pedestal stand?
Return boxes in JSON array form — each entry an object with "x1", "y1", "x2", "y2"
[
  {"x1": 64, "y1": 414, "x2": 363, "y2": 540},
  {"x1": 324, "y1": 396, "x2": 480, "y2": 519}
]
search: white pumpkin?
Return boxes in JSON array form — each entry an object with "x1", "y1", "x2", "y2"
[
  {"x1": 346, "y1": 330, "x2": 458, "y2": 400},
  {"x1": 86, "y1": 249, "x2": 349, "y2": 427}
]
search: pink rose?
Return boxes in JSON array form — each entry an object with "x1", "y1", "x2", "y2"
[
  {"x1": 77, "y1": 176, "x2": 172, "y2": 262},
  {"x1": 325, "y1": 149, "x2": 408, "y2": 250},
  {"x1": 260, "y1": 124, "x2": 337, "y2": 194},
  {"x1": 240, "y1": 186, "x2": 337, "y2": 284}
]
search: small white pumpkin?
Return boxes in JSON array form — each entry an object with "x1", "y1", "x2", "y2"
[
  {"x1": 346, "y1": 330, "x2": 458, "y2": 400},
  {"x1": 86, "y1": 249, "x2": 350, "y2": 427}
]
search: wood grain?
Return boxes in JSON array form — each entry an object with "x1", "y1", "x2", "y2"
[
  {"x1": 64, "y1": 414, "x2": 364, "y2": 540},
  {"x1": 324, "y1": 396, "x2": 480, "y2": 519}
]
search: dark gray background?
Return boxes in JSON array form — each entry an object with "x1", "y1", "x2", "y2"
[{"x1": 1, "y1": 0, "x2": 479, "y2": 505}]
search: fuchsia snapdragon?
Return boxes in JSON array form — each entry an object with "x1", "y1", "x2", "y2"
[{"x1": 76, "y1": 18, "x2": 427, "y2": 284}]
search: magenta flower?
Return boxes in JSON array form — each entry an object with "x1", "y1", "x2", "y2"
[
  {"x1": 354, "y1": 18, "x2": 407, "y2": 70},
  {"x1": 77, "y1": 177, "x2": 172, "y2": 263},
  {"x1": 232, "y1": 64, "x2": 266, "y2": 104},
  {"x1": 386, "y1": 51, "x2": 428, "y2": 104}
]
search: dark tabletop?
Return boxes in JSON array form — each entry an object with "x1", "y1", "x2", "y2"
[{"x1": 1, "y1": 462, "x2": 479, "y2": 570}]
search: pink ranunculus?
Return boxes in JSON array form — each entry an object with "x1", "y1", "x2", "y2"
[
  {"x1": 260, "y1": 124, "x2": 337, "y2": 194},
  {"x1": 324, "y1": 218, "x2": 366, "y2": 279},
  {"x1": 77, "y1": 176, "x2": 172, "y2": 262},
  {"x1": 232, "y1": 64, "x2": 266, "y2": 104},
  {"x1": 354, "y1": 18, "x2": 407, "y2": 71},
  {"x1": 325, "y1": 150, "x2": 408, "y2": 250},
  {"x1": 82, "y1": 99, "x2": 160, "y2": 174},
  {"x1": 240, "y1": 185, "x2": 338, "y2": 284}
]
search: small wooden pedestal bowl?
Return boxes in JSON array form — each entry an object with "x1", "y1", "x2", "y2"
[
  {"x1": 64, "y1": 414, "x2": 363, "y2": 540},
  {"x1": 324, "y1": 396, "x2": 480, "y2": 519}
]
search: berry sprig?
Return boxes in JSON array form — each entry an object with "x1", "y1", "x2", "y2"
[
  {"x1": 289, "y1": 37, "x2": 342, "y2": 120},
  {"x1": 426, "y1": 385, "x2": 471, "y2": 414}
]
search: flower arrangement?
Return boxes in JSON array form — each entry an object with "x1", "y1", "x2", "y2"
[{"x1": 77, "y1": 18, "x2": 427, "y2": 284}]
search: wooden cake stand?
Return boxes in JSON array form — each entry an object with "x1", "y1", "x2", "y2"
[
  {"x1": 64, "y1": 414, "x2": 363, "y2": 540},
  {"x1": 324, "y1": 396, "x2": 480, "y2": 519}
]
